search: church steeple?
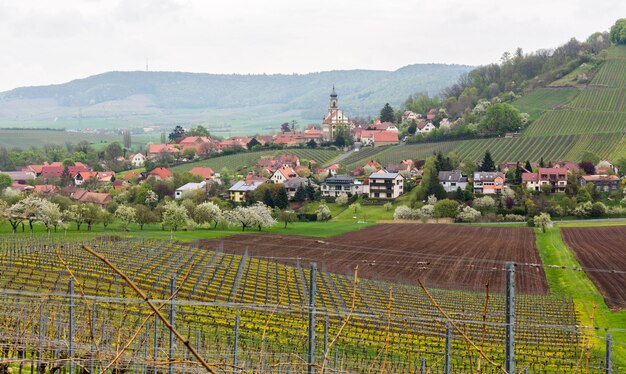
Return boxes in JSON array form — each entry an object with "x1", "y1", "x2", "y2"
[{"x1": 329, "y1": 85, "x2": 338, "y2": 109}]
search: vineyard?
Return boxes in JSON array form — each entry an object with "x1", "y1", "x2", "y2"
[
  {"x1": 172, "y1": 149, "x2": 341, "y2": 174},
  {"x1": 511, "y1": 88, "x2": 578, "y2": 120},
  {"x1": 561, "y1": 226, "x2": 626, "y2": 310},
  {"x1": 568, "y1": 89, "x2": 626, "y2": 112},
  {"x1": 0, "y1": 235, "x2": 611, "y2": 373},
  {"x1": 591, "y1": 61, "x2": 626, "y2": 88},
  {"x1": 524, "y1": 110, "x2": 626, "y2": 136}
]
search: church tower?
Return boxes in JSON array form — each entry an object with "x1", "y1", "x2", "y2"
[
  {"x1": 329, "y1": 85, "x2": 338, "y2": 109},
  {"x1": 322, "y1": 85, "x2": 351, "y2": 142}
]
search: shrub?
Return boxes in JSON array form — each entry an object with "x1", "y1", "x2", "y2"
[
  {"x1": 456, "y1": 206, "x2": 481, "y2": 222},
  {"x1": 503, "y1": 214, "x2": 526, "y2": 222},
  {"x1": 434, "y1": 199, "x2": 459, "y2": 218},
  {"x1": 393, "y1": 206, "x2": 416, "y2": 220},
  {"x1": 590, "y1": 202, "x2": 607, "y2": 217}
]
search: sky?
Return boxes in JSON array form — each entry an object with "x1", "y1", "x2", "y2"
[{"x1": 0, "y1": 0, "x2": 623, "y2": 92}]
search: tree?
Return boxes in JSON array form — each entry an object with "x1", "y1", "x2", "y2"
[
  {"x1": 224, "y1": 203, "x2": 275, "y2": 231},
  {"x1": 533, "y1": 212, "x2": 551, "y2": 233},
  {"x1": 145, "y1": 190, "x2": 159, "y2": 208},
  {"x1": 578, "y1": 161, "x2": 595, "y2": 175},
  {"x1": 524, "y1": 160, "x2": 533, "y2": 173},
  {"x1": 293, "y1": 185, "x2": 307, "y2": 202},
  {"x1": 279, "y1": 209, "x2": 297, "y2": 228},
  {"x1": 349, "y1": 202, "x2": 361, "y2": 214},
  {"x1": 479, "y1": 103, "x2": 522, "y2": 134},
  {"x1": 115, "y1": 205, "x2": 136, "y2": 231},
  {"x1": 39, "y1": 201, "x2": 63, "y2": 232},
  {"x1": 609, "y1": 18, "x2": 626, "y2": 45},
  {"x1": 280, "y1": 122, "x2": 291, "y2": 132},
  {"x1": 316, "y1": 204, "x2": 331, "y2": 221},
  {"x1": 262, "y1": 188, "x2": 274, "y2": 208},
  {"x1": 104, "y1": 142, "x2": 123, "y2": 160},
  {"x1": 580, "y1": 151, "x2": 600, "y2": 165},
  {"x1": 134, "y1": 205, "x2": 157, "y2": 230},
  {"x1": 336, "y1": 193, "x2": 349, "y2": 206},
  {"x1": 161, "y1": 201, "x2": 190, "y2": 231},
  {"x1": 412, "y1": 158, "x2": 446, "y2": 202},
  {"x1": 193, "y1": 202, "x2": 222, "y2": 228},
  {"x1": 481, "y1": 151, "x2": 496, "y2": 172},
  {"x1": 168, "y1": 125, "x2": 185, "y2": 142},
  {"x1": 407, "y1": 120, "x2": 417, "y2": 135},
  {"x1": 274, "y1": 187, "x2": 289, "y2": 209},
  {"x1": 60, "y1": 166, "x2": 73, "y2": 187},
  {"x1": 247, "y1": 138, "x2": 261, "y2": 150},
  {"x1": 123, "y1": 129, "x2": 132, "y2": 149},
  {"x1": 394, "y1": 206, "x2": 415, "y2": 220},
  {"x1": 539, "y1": 157, "x2": 545, "y2": 168},
  {"x1": 434, "y1": 199, "x2": 459, "y2": 218},
  {"x1": 383, "y1": 202, "x2": 393, "y2": 211},
  {"x1": 10, "y1": 196, "x2": 47, "y2": 232},
  {"x1": 457, "y1": 205, "x2": 481, "y2": 222},
  {"x1": 0, "y1": 173, "x2": 11, "y2": 192},
  {"x1": 380, "y1": 103, "x2": 395, "y2": 123},
  {"x1": 306, "y1": 139, "x2": 317, "y2": 148}
]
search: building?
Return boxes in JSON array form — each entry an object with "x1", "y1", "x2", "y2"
[
  {"x1": 363, "y1": 172, "x2": 404, "y2": 199},
  {"x1": 229, "y1": 179, "x2": 265, "y2": 202},
  {"x1": 322, "y1": 86, "x2": 352, "y2": 141},
  {"x1": 438, "y1": 170, "x2": 468, "y2": 193},
  {"x1": 284, "y1": 177, "x2": 316, "y2": 198},
  {"x1": 189, "y1": 167, "x2": 215, "y2": 181},
  {"x1": 147, "y1": 144, "x2": 180, "y2": 158},
  {"x1": 175, "y1": 181, "x2": 207, "y2": 199},
  {"x1": 70, "y1": 189, "x2": 112, "y2": 208},
  {"x1": 473, "y1": 172, "x2": 506, "y2": 194},
  {"x1": 270, "y1": 167, "x2": 298, "y2": 184},
  {"x1": 147, "y1": 167, "x2": 173, "y2": 181},
  {"x1": 129, "y1": 153, "x2": 146, "y2": 168},
  {"x1": 2, "y1": 171, "x2": 35, "y2": 184},
  {"x1": 416, "y1": 121, "x2": 436, "y2": 134},
  {"x1": 74, "y1": 171, "x2": 116, "y2": 186},
  {"x1": 579, "y1": 175, "x2": 621, "y2": 192},
  {"x1": 522, "y1": 168, "x2": 568, "y2": 192},
  {"x1": 359, "y1": 130, "x2": 399, "y2": 147},
  {"x1": 33, "y1": 185, "x2": 58, "y2": 196},
  {"x1": 320, "y1": 176, "x2": 362, "y2": 197}
]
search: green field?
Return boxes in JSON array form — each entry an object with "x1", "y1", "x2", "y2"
[
  {"x1": 0, "y1": 129, "x2": 120, "y2": 149},
  {"x1": 525, "y1": 110, "x2": 626, "y2": 136},
  {"x1": 568, "y1": 88, "x2": 626, "y2": 112},
  {"x1": 591, "y1": 60, "x2": 626, "y2": 87},
  {"x1": 512, "y1": 88, "x2": 578, "y2": 120},
  {"x1": 171, "y1": 148, "x2": 341, "y2": 174}
]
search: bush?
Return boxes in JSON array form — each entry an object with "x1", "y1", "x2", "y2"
[
  {"x1": 297, "y1": 213, "x2": 318, "y2": 222},
  {"x1": 526, "y1": 218, "x2": 535, "y2": 227},
  {"x1": 456, "y1": 206, "x2": 481, "y2": 222},
  {"x1": 394, "y1": 206, "x2": 416, "y2": 220},
  {"x1": 590, "y1": 202, "x2": 607, "y2": 217},
  {"x1": 503, "y1": 214, "x2": 526, "y2": 222},
  {"x1": 434, "y1": 199, "x2": 459, "y2": 218}
]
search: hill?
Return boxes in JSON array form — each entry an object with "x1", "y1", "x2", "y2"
[{"x1": 0, "y1": 64, "x2": 471, "y2": 134}]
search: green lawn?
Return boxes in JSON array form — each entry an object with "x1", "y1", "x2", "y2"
[{"x1": 535, "y1": 226, "x2": 626, "y2": 368}]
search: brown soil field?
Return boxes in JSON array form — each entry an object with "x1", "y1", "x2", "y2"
[
  {"x1": 200, "y1": 224, "x2": 548, "y2": 294},
  {"x1": 562, "y1": 226, "x2": 626, "y2": 310}
]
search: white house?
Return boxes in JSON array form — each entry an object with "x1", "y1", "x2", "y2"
[
  {"x1": 363, "y1": 172, "x2": 404, "y2": 199},
  {"x1": 175, "y1": 181, "x2": 207, "y2": 199},
  {"x1": 438, "y1": 170, "x2": 468, "y2": 193},
  {"x1": 270, "y1": 167, "x2": 297, "y2": 184},
  {"x1": 416, "y1": 121, "x2": 436, "y2": 134},
  {"x1": 320, "y1": 176, "x2": 362, "y2": 197},
  {"x1": 129, "y1": 153, "x2": 146, "y2": 167}
]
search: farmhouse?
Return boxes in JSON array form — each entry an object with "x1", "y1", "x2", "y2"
[
  {"x1": 175, "y1": 181, "x2": 207, "y2": 199},
  {"x1": 320, "y1": 176, "x2": 362, "y2": 197},
  {"x1": 438, "y1": 170, "x2": 468, "y2": 193},
  {"x1": 579, "y1": 175, "x2": 621, "y2": 192},
  {"x1": 363, "y1": 172, "x2": 404, "y2": 199},
  {"x1": 473, "y1": 172, "x2": 506, "y2": 194},
  {"x1": 33, "y1": 184, "x2": 58, "y2": 196}
]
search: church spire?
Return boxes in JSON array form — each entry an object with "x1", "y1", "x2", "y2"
[{"x1": 330, "y1": 85, "x2": 337, "y2": 98}]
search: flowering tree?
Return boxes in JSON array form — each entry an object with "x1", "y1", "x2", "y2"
[
  {"x1": 225, "y1": 203, "x2": 275, "y2": 231},
  {"x1": 39, "y1": 201, "x2": 63, "y2": 232},
  {"x1": 161, "y1": 201, "x2": 190, "y2": 231},
  {"x1": 473, "y1": 196, "x2": 496, "y2": 211},
  {"x1": 316, "y1": 204, "x2": 331, "y2": 221},
  {"x1": 456, "y1": 206, "x2": 481, "y2": 222},
  {"x1": 533, "y1": 212, "x2": 551, "y2": 233},
  {"x1": 9, "y1": 196, "x2": 47, "y2": 232},
  {"x1": 393, "y1": 206, "x2": 415, "y2": 220},
  {"x1": 193, "y1": 202, "x2": 222, "y2": 228},
  {"x1": 115, "y1": 205, "x2": 136, "y2": 231},
  {"x1": 336, "y1": 193, "x2": 349, "y2": 206}
]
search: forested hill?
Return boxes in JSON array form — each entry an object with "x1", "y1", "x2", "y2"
[{"x1": 0, "y1": 64, "x2": 471, "y2": 132}]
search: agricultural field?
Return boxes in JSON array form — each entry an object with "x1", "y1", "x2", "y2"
[
  {"x1": 568, "y1": 88, "x2": 626, "y2": 112},
  {"x1": 0, "y1": 129, "x2": 119, "y2": 149},
  {"x1": 0, "y1": 236, "x2": 599, "y2": 372},
  {"x1": 561, "y1": 226, "x2": 626, "y2": 310},
  {"x1": 524, "y1": 110, "x2": 626, "y2": 136},
  {"x1": 340, "y1": 146, "x2": 389, "y2": 167},
  {"x1": 204, "y1": 224, "x2": 548, "y2": 294},
  {"x1": 591, "y1": 60, "x2": 626, "y2": 88},
  {"x1": 171, "y1": 148, "x2": 341, "y2": 174},
  {"x1": 512, "y1": 88, "x2": 578, "y2": 120}
]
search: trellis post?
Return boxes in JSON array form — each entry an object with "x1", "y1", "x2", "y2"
[
  {"x1": 605, "y1": 333, "x2": 613, "y2": 374},
  {"x1": 233, "y1": 313, "x2": 240, "y2": 368},
  {"x1": 169, "y1": 274, "x2": 176, "y2": 374},
  {"x1": 445, "y1": 322, "x2": 451, "y2": 374},
  {"x1": 505, "y1": 262, "x2": 515, "y2": 374},
  {"x1": 308, "y1": 262, "x2": 317, "y2": 374},
  {"x1": 68, "y1": 279, "x2": 75, "y2": 374}
]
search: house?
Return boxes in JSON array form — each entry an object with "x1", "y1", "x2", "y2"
[
  {"x1": 426, "y1": 109, "x2": 438, "y2": 120},
  {"x1": 229, "y1": 178, "x2": 265, "y2": 202},
  {"x1": 473, "y1": 172, "x2": 506, "y2": 194},
  {"x1": 595, "y1": 160, "x2": 618, "y2": 175},
  {"x1": 277, "y1": 154, "x2": 300, "y2": 168},
  {"x1": 385, "y1": 160, "x2": 414, "y2": 174},
  {"x1": 579, "y1": 175, "x2": 621, "y2": 192},
  {"x1": 416, "y1": 121, "x2": 436, "y2": 134},
  {"x1": 367, "y1": 121, "x2": 398, "y2": 132},
  {"x1": 10, "y1": 183, "x2": 34, "y2": 193},
  {"x1": 284, "y1": 177, "x2": 316, "y2": 198},
  {"x1": 402, "y1": 111, "x2": 422, "y2": 121},
  {"x1": 70, "y1": 189, "x2": 112, "y2": 208},
  {"x1": 148, "y1": 167, "x2": 173, "y2": 181},
  {"x1": 220, "y1": 137, "x2": 251, "y2": 149},
  {"x1": 359, "y1": 130, "x2": 399, "y2": 147},
  {"x1": 33, "y1": 184, "x2": 58, "y2": 196},
  {"x1": 320, "y1": 176, "x2": 362, "y2": 197},
  {"x1": 2, "y1": 171, "x2": 35, "y2": 184},
  {"x1": 147, "y1": 144, "x2": 180, "y2": 158},
  {"x1": 364, "y1": 160, "x2": 382, "y2": 169},
  {"x1": 271, "y1": 167, "x2": 298, "y2": 184},
  {"x1": 522, "y1": 168, "x2": 568, "y2": 192},
  {"x1": 129, "y1": 153, "x2": 146, "y2": 168},
  {"x1": 363, "y1": 172, "x2": 404, "y2": 198},
  {"x1": 175, "y1": 181, "x2": 207, "y2": 199},
  {"x1": 41, "y1": 165, "x2": 89, "y2": 179},
  {"x1": 189, "y1": 167, "x2": 215, "y2": 181},
  {"x1": 317, "y1": 164, "x2": 340, "y2": 177},
  {"x1": 553, "y1": 161, "x2": 580, "y2": 174},
  {"x1": 438, "y1": 170, "x2": 468, "y2": 193},
  {"x1": 74, "y1": 171, "x2": 116, "y2": 186},
  {"x1": 303, "y1": 127, "x2": 324, "y2": 142}
]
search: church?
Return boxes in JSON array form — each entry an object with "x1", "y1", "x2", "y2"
[{"x1": 322, "y1": 86, "x2": 352, "y2": 142}]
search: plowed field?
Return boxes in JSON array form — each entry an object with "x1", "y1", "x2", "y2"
[
  {"x1": 562, "y1": 226, "x2": 626, "y2": 310},
  {"x1": 200, "y1": 224, "x2": 548, "y2": 294}
]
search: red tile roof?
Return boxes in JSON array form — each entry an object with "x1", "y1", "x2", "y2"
[
  {"x1": 189, "y1": 167, "x2": 215, "y2": 180},
  {"x1": 372, "y1": 131, "x2": 399, "y2": 143},
  {"x1": 148, "y1": 167, "x2": 173, "y2": 179}
]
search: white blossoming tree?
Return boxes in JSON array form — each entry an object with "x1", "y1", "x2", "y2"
[
  {"x1": 193, "y1": 202, "x2": 222, "y2": 228},
  {"x1": 115, "y1": 205, "x2": 136, "y2": 231},
  {"x1": 161, "y1": 201, "x2": 190, "y2": 231}
]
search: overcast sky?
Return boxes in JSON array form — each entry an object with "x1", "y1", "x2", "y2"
[{"x1": 0, "y1": 0, "x2": 623, "y2": 91}]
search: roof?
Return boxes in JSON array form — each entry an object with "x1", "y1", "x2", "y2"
[
  {"x1": 229, "y1": 180, "x2": 264, "y2": 192},
  {"x1": 522, "y1": 173, "x2": 540, "y2": 182},
  {"x1": 284, "y1": 177, "x2": 311, "y2": 189},
  {"x1": 71, "y1": 189, "x2": 112, "y2": 205},
  {"x1": 537, "y1": 168, "x2": 568, "y2": 175},
  {"x1": 438, "y1": 170, "x2": 467, "y2": 183},
  {"x1": 189, "y1": 167, "x2": 215, "y2": 179},
  {"x1": 369, "y1": 172, "x2": 402, "y2": 179},
  {"x1": 33, "y1": 185, "x2": 58, "y2": 194},
  {"x1": 148, "y1": 167, "x2": 173, "y2": 179},
  {"x1": 323, "y1": 176, "x2": 355, "y2": 185},
  {"x1": 581, "y1": 175, "x2": 621, "y2": 181},
  {"x1": 148, "y1": 144, "x2": 179, "y2": 154},
  {"x1": 176, "y1": 181, "x2": 207, "y2": 192},
  {"x1": 41, "y1": 165, "x2": 89, "y2": 178},
  {"x1": 473, "y1": 172, "x2": 505, "y2": 182},
  {"x1": 2, "y1": 171, "x2": 35, "y2": 181},
  {"x1": 274, "y1": 166, "x2": 297, "y2": 180},
  {"x1": 372, "y1": 131, "x2": 399, "y2": 143}
]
